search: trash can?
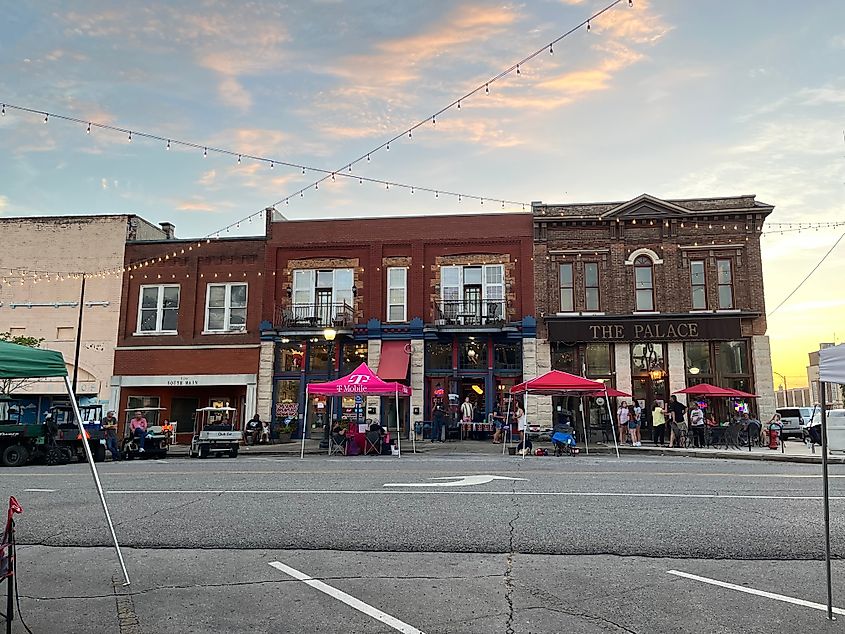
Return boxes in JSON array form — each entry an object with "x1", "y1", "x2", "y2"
[{"x1": 826, "y1": 412, "x2": 845, "y2": 453}]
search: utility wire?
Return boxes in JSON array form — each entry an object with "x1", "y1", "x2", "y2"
[{"x1": 767, "y1": 232, "x2": 845, "y2": 317}]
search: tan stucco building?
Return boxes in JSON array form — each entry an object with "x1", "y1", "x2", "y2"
[{"x1": 0, "y1": 214, "x2": 165, "y2": 420}]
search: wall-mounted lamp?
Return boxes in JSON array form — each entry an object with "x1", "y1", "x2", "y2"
[
  {"x1": 352, "y1": 285, "x2": 358, "y2": 296},
  {"x1": 286, "y1": 287, "x2": 292, "y2": 298}
]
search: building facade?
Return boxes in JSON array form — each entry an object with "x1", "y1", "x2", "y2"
[
  {"x1": 256, "y1": 210, "x2": 536, "y2": 439},
  {"x1": 0, "y1": 214, "x2": 165, "y2": 421},
  {"x1": 111, "y1": 235, "x2": 265, "y2": 442},
  {"x1": 808, "y1": 344, "x2": 845, "y2": 409},
  {"x1": 532, "y1": 194, "x2": 777, "y2": 429}
]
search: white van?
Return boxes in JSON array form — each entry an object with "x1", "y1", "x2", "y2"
[{"x1": 775, "y1": 407, "x2": 818, "y2": 440}]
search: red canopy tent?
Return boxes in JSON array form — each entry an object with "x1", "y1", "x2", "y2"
[
  {"x1": 509, "y1": 370, "x2": 620, "y2": 458},
  {"x1": 586, "y1": 387, "x2": 631, "y2": 398},
  {"x1": 303, "y1": 363, "x2": 412, "y2": 458},
  {"x1": 726, "y1": 387, "x2": 758, "y2": 399},
  {"x1": 673, "y1": 383, "x2": 738, "y2": 397}
]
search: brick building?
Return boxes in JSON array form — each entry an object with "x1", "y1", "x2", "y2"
[
  {"x1": 0, "y1": 214, "x2": 165, "y2": 420},
  {"x1": 111, "y1": 233, "x2": 265, "y2": 442},
  {"x1": 256, "y1": 210, "x2": 536, "y2": 439},
  {"x1": 531, "y1": 193, "x2": 777, "y2": 428}
]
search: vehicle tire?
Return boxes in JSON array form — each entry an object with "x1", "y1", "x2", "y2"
[
  {"x1": 2, "y1": 444, "x2": 29, "y2": 467},
  {"x1": 45, "y1": 447, "x2": 63, "y2": 466},
  {"x1": 94, "y1": 444, "x2": 106, "y2": 462},
  {"x1": 229, "y1": 446, "x2": 239, "y2": 458},
  {"x1": 199, "y1": 444, "x2": 210, "y2": 459}
]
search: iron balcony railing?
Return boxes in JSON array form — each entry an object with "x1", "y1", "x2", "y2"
[
  {"x1": 275, "y1": 302, "x2": 354, "y2": 329},
  {"x1": 432, "y1": 299, "x2": 507, "y2": 327}
]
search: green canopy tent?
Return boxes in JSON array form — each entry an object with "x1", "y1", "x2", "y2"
[{"x1": 0, "y1": 340, "x2": 130, "y2": 585}]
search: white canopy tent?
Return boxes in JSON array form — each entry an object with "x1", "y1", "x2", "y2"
[{"x1": 816, "y1": 342, "x2": 845, "y2": 620}]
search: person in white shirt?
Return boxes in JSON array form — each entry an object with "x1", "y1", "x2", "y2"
[
  {"x1": 461, "y1": 397, "x2": 474, "y2": 422},
  {"x1": 617, "y1": 401, "x2": 630, "y2": 444}
]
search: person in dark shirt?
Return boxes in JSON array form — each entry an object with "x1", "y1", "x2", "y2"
[
  {"x1": 102, "y1": 410, "x2": 121, "y2": 461},
  {"x1": 668, "y1": 395, "x2": 687, "y2": 425}
]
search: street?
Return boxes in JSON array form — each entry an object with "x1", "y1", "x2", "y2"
[{"x1": 4, "y1": 452, "x2": 845, "y2": 633}]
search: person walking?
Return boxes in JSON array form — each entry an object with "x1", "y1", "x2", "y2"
[
  {"x1": 102, "y1": 410, "x2": 121, "y2": 460},
  {"x1": 667, "y1": 395, "x2": 687, "y2": 447},
  {"x1": 651, "y1": 402, "x2": 666, "y2": 446},
  {"x1": 617, "y1": 401, "x2": 630, "y2": 445},
  {"x1": 689, "y1": 403, "x2": 705, "y2": 448}
]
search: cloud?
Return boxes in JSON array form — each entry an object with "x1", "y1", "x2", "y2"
[
  {"x1": 176, "y1": 199, "x2": 216, "y2": 212},
  {"x1": 0, "y1": 195, "x2": 8, "y2": 212},
  {"x1": 100, "y1": 178, "x2": 109, "y2": 190},
  {"x1": 198, "y1": 169, "x2": 217, "y2": 187}
]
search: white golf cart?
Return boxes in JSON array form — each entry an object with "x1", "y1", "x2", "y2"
[
  {"x1": 122, "y1": 407, "x2": 172, "y2": 459},
  {"x1": 189, "y1": 406, "x2": 241, "y2": 458}
]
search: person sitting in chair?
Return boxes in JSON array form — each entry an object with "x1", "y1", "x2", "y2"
[
  {"x1": 245, "y1": 414, "x2": 262, "y2": 445},
  {"x1": 129, "y1": 411, "x2": 149, "y2": 453},
  {"x1": 331, "y1": 422, "x2": 348, "y2": 448},
  {"x1": 260, "y1": 421, "x2": 271, "y2": 444}
]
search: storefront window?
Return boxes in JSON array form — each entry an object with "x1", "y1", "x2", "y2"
[
  {"x1": 494, "y1": 342, "x2": 521, "y2": 370},
  {"x1": 684, "y1": 342, "x2": 711, "y2": 376},
  {"x1": 585, "y1": 344, "x2": 612, "y2": 376},
  {"x1": 460, "y1": 340, "x2": 487, "y2": 369},
  {"x1": 551, "y1": 343, "x2": 578, "y2": 374},
  {"x1": 276, "y1": 343, "x2": 305, "y2": 373},
  {"x1": 425, "y1": 341, "x2": 453, "y2": 371},
  {"x1": 274, "y1": 379, "x2": 300, "y2": 424},
  {"x1": 342, "y1": 342, "x2": 368, "y2": 373},
  {"x1": 309, "y1": 342, "x2": 330, "y2": 373},
  {"x1": 718, "y1": 340, "x2": 748, "y2": 375},
  {"x1": 631, "y1": 343, "x2": 665, "y2": 375}
]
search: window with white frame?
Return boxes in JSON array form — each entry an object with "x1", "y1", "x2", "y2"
[
  {"x1": 205, "y1": 283, "x2": 247, "y2": 332},
  {"x1": 137, "y1": 285, "x2": 180, "y2": 333},
  {"x1": 386, "y1": 267, "x2": 407, "y2": 322},
  {"x1": 291, "y1": 268, "x2": 354, "y2": 322},
  {"x1": 440, "y1": 264, "x2": 505, "y2": 321}
]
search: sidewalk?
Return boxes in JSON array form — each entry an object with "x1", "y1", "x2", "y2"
[{"x1": 166, "y1": 437, "x2": 845, "y2": 464}]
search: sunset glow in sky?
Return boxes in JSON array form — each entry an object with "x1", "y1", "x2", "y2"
[{"x1": 1, "y1": 1, "x2": 844, "y2": 387}]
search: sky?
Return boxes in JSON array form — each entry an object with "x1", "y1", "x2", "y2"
[{"x1": 1, "y1": 0, "x2": 844, "y2": 387}]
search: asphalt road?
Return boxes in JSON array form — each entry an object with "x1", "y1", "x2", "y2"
[{"x1": 3, "y1": 453, "x2": 844, "y2": 633}]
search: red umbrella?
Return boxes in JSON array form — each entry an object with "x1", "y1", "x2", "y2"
[
  {"x1": 726, "y1": 388, "x2": 759, "y2": 399},
  {"x1": 673, "y1": 383, "x2": 738, "y2": 397}
]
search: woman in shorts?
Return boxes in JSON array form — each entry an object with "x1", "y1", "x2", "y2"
[{"x1": 628, "y1": 404, "x2": 641, "y2": 447}]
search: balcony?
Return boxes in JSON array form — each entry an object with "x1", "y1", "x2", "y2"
[
  {"x1": 432, "y1": 299, "x2": 507, "y2": 327},
  {"x1": 274, "y1": 302, "x2": 354, "y2": 330}
]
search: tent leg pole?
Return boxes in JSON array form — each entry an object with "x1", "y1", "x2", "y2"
[
  {"x1": 395, "y1": 390, "x2": 401, "y2": 458},
  {"x1": 504, "y1": 400, "x2": 512, "y2": 456},
  {"x1": 411, "y1": 396, "x2": 416, "y2": 455},
  {"x1": 581, "y1": 396, "x2": 589, "y2": 455},
  {"x1": 63, "y1": 376, "x2": 130, "y2": 586},
  {"x1": 604, "y1": 391, "x2": 620, "y2": 459},
  {"x1": 821, "y1": 383, "x2": 834, "y2": 620},
  {"x1": 300, "y1": 398, "x2": 307, "y2": 460},
  {"x1": 522, "y1": 394, "x2": 527, "y2": 460}
]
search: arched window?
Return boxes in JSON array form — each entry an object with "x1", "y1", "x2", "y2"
[{"x1": 634, "y1": 255, "x2": 655, "y2": 311}]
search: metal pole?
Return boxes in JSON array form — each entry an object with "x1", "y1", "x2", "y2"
[
  {"x1": 71, "y1": 274, "x2": 86, "y2": 394},
  {"x1": 5, "y1": 530, "x2": 12, "y2": 634},
  {"x1": 821, "y1": 383, "x2": 834, "y2": 620},
  {"x1": 63, "y1": 376, "x2": 130, "y2": 586},
  {"x1": 395, "y1": 389, "x2": 401, "y2": 457},
  {"x1": 300, "y1": 394, "x2": 307, "y2": 460},
  {"x1": 603, "y1": 390, "x2": 621, "y2": 459}
]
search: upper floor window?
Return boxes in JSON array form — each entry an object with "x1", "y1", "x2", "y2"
[
  {"x1": 205, "y1": 283, "x2": 247, "y2": 332},
  {"x1": 634, "y1": 255, "x2": 655, "y2": 311},
  {"x1": 137, "y1": 285, "x2": 179, "y2": 333},
  {"x1": 584, "y1": 262, "x2": 600, "y2": 311},
  {"x1": 441, "y1": 264, "x2": 505, "y2": 322},
  {"x1": 292, "y1": 268, "x2": 354, "y2": 308},
  {"x1": 386, "y1": 267, "x2": 407, "y2": 322},
  {"x1": 717, "y1": 259, "x2": 734, "y2": 309},
  {"x1": 690, "y1": 260, "x2": 706, "y2": 310},
  {"x1": 559, "y1": 263, "x2": 574, "y2": 312}
]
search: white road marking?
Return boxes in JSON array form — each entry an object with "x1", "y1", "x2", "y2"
[
  {"x1": 384, "y1": 475, "x2": 528, "y2": 488},
  {"x1": 23, "y1": 488, "x2": 55, "y2": 492},
  {"x1": 107, "y1": 489, "x2": 845, "y2": 500},
  {"x1": 268, "y1": 561, "x2": 424, "y2": 634},
  {"x1": 668, "y1": 570, "x2": 845, "y2": 616}
]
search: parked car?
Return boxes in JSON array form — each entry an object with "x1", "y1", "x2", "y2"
[{"x1": 776, "y1": 407, "x2": 817, "y2": 440}]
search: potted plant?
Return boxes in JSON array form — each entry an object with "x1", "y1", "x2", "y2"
[{"x1": 275, "y1": 420, "x2": 296, "y2": 443}]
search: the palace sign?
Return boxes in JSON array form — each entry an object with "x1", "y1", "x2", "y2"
[{"x1": 547, "y1": 315, "x2": 743, "y2": 343}]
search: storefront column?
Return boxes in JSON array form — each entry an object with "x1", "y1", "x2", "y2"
[
  {"x1": 667, "y1": 342, "x2": 687, "y2": 404},
  {"x1": 256, "y1": 340, "x2": 274, "y2": 421},
  {"x1": 614, "y1": 343, "x2": 633, "y2": 399},
  {"x1": 523, "y1": 337, "x2": 552, "y2": 424},
  {"x1": 752, "y1": 334, "x2": 776, "y2": 419},
  {"x1": 109, "y1": 380, "x2": 121, "y2": 415},
  {"x1": 410, "y1": 338, "x2": 424, "y2": 435},
  {"x1": 367, "y1": 339, "x2": 382, "y2": 421},
  {"x1": 245, "y1": 382, "x2": 257, "y2": 422}
]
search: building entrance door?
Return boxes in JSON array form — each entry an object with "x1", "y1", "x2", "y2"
[{"x1": 171, "y1": 397, "x2": 199, "y2": 437}]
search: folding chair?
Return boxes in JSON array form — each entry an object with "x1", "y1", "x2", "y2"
[
  {"x1": 329, "y1": 435, "x2": 347, "y2": 456},
  {"x1": 364, "y1": 430, "x2": 382, "y2": 456}
]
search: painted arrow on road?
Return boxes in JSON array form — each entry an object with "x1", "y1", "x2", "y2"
[{"x1": 383, "y1": 475, "x2": 528, "y2": 488}]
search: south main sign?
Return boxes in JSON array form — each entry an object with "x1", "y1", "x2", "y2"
[{"x1": 547, "y1": 316, "x2": 743, "y2": 342}]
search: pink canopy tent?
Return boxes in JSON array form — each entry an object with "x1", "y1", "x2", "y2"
[
  {"x1": 673, "y1": 383, "x2": 738, "y2": 398},
  {"x1": 303, "y1": 363, "x2": 412, "y2": 458},
  {"x1": 509, "y1": 370, "x2": 620, "y2": 459}
]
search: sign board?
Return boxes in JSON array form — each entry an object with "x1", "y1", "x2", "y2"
[
  {"x1": 276, "y1": 402, "x2": 298, "y2": 417},
  {"x1": 354, "y1": 395, "x2": 363, "y2": 404},
  {"x1": 547, "y1": 316, "x2": 743, "y2": 343}
]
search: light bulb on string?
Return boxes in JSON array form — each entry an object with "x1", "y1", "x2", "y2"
[
  {"x1": 166, "y1": 139, "x2": 171, "y2": 150},
  {"x1": 347, "y1": 164, "x2": 352, "y2": 172},
  {"x1": 270, "y1": 161, "x2": 274, "y2": 169},
  {"x1": 1, "y1": 104, "x2": 4, "y2": 116},
  {"x1": 411, "y1": 187, "x2": 414, "y2": 194},
  {"x1": 367, "y1": 154, "x2": 370, "y2": 162},
  {"x1": 485, "y1": 83, "x2": 489, "y2": 94},
  {"x1": 44, "y1": 113, "x2": 48, "y2": 124},
  {"x1": 459, "y1": 195, "x2": 462, "y2": 203},
  {"x1": 432, "y1": 115, "x2": 436, "y2": 125},
  {"x1": 331, "y1": 173, "x2": 335, "y2": 181},
  {"x1": 301, "y1": 167, "x2": 305, "y2": 175},
  {"x1": 457, "y1": 100, "x2": 461, "y2": 109},
  {"x1": 629, "y1": 0, "x2": 633, "y2": 6},
  {"x1": 435, "y1": 191, "x2": 439, "y2": 198},
  {"x1": 386, "y1": 143, "x2": 390, "y2": 151},
  {"x1": 203, "y1": 147, "x2": 207, "y2": 158},
  {"x1": 86, "y1": 122, "x2": 91, "y2": 134},
  {"x1": 408, "y1": 130, "x2": 412, "y2": 138},
  {"x1": 128, "y1": 131, "x2": 132, "y2": 142},
  {"x1": 516, "y1": 64, "x2": 520, "y2": 75},
  {"x1": 237, "y1": 154, "x2": 241, "y2": 164},
  {"x1": 586, "y1": 20, "x2": 591, "y2": 31},
  {"x1": 549, "y1": 43, "x2": 554, "y2": 55}
]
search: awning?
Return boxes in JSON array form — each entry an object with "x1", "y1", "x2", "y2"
[
  {"x1": 0, "y1": 340, "x2": 68, "y2": 379},
  {"x1": 377, "y1": 340, "x2": 410, "y2": 381}
]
